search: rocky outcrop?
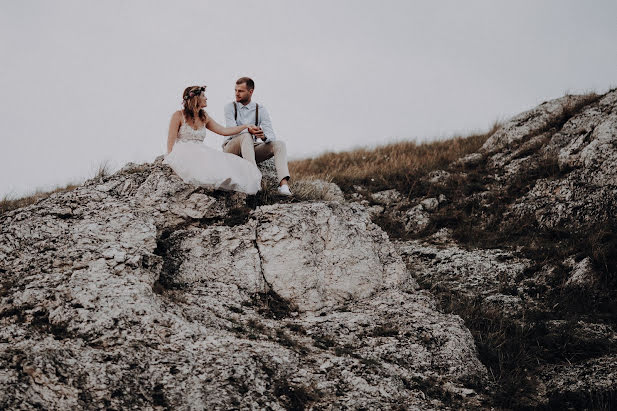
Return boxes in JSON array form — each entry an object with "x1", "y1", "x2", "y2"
[
  {"x1": 395, "y1": 237, "x2": 530, "y2": 317},
  {"x1": 468, "y1": 91, "x2": 617, "y2": 232},
  {"x1": 371, "y1": 89, "x2": 617, "y2": 408},
  {"x1": 3, "y1": 88, "x2": 616, "y2": 409},
  {"x1": 539, "y1": 354, "x2": 617, "y2": 408},
  {"x1": 0, "y1": 162, "x2": 487, "y2": 409}
]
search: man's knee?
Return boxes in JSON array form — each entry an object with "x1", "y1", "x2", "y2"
[
  {"x1": 239, "y1": 132, "x2": 253, "y2": 145},
  {"x1": 224, "y1": 132, "x2": 253, "y2": 155}
]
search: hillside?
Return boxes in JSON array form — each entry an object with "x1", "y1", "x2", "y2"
[
  {"x1": 1, "y1": 89, "x2": 617, "y2": 409},
  {"x1": 305, "y1": 90, "x2": 617, "y2": 408}
]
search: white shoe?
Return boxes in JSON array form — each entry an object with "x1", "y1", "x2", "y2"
[{"x1": 277, "y1": 185, "x2": 292, "y2": 196}]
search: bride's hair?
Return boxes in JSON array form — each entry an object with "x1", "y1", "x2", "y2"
[{"x1": 182, "y1": 86, "x2": 208, "y2": 124}]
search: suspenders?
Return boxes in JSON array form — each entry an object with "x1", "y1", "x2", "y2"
[{"x1": 233, "y1": 102, "x2": 259, "y2": 126}]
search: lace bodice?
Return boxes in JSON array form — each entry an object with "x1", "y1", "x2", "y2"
[{"x1": 178, "y1": 116, "x2": 207, "y2": 142}]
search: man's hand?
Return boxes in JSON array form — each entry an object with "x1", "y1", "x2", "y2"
[{"x1": 248, "y1": 125, "x2": 265, "y2": 139}]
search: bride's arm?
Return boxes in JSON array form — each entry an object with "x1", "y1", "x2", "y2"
[
  {"x1": 206, "y1": 116, "x2": 254, "y2": 136},
  {"x1": 167, "y1": 111, "x2": 182, "y2": 153}
]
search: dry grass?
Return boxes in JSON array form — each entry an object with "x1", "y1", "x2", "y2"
[
  {"x1": 1, "y1": 161, "x2": 112, "y2": 217},
  {"x1": 1, "y1": 184, "x2": 80, "y2": 216},
  {"x1": 94, "y1": 161, "x2": 112, "y2": 180},
  {"x1": 289, "y1": 123, "x2": 500, "y2": 194}
]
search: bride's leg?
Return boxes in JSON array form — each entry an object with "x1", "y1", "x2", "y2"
[{"x1": 223, "y1": 132, "x2": 257, "y2": 166}]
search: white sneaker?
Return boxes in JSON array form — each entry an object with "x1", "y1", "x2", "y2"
[{"x1": 277, "y1": 185, "x2": 292, "y2": 196}]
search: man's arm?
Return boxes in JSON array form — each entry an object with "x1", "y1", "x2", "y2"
[
  {"x1": 259, "y1": 106, "x2": 277, "y2": 141},
  {"x1": 224, "y1": 103, "x2": 237, "y2": 127}
]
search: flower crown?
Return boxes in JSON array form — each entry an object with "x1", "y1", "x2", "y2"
[{"x1": 183, "y1": 86, "x2": 206, "y2": 100}]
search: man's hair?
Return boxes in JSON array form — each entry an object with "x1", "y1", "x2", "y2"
[{"x1": 236, "y1": 77, "x2": 255, "y2": 90}]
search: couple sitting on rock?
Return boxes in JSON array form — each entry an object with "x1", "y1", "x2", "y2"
[{"x1": 164, "y1": 77, "x2": 291, "y2": 196}]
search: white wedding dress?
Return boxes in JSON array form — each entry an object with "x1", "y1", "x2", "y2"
[{"x1": 163, "y1": 117, "x2": 262, "y2": 194}]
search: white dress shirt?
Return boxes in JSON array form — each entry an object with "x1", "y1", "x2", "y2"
[{"x1": 224, "y1": 101, "x2": 277, "y2": 144}]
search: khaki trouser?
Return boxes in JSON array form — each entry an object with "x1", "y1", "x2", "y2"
[{"x1": 223, "y1": 132, "x2": 291, "y2": 184}]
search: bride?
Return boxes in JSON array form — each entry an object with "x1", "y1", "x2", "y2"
[{"x1": 164, "y1": 85, "x2": 262, "y2": 194}]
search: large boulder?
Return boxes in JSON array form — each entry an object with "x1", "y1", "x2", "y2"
[{"x1": 255, "y1": 202, "x2": 409, "y2": 311}]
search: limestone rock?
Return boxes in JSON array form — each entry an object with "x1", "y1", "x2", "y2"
[
  {"x1": 258, "y1": 157, "x2": 278, "y2": 189},
  {"x1": 370, "y1": 189, "x2": 403, "y2": 205},
  {"x1": 564, "y1": 257, "x2": 599, "y2": 289},
  {"x1": 395, "y1": 240, "x2": 528, "y2": 302},
  {"x1": 403, "y1": 205, "x2": 431, "y2": 234},
  {"x1": 455, "y1": 152, "x2": 484, "y2": 168},
  {"x1": 539, "y1": 354, "x2": 617, "y2": 408},
  {"x1": 160, "y1": 221, "x2": 266, "y2": 293},
  {"x1": 291, "y1": 179, "x2": 345, "y2": 202},
  {"x1": 481, "y1": 90, "x2": 617, "y2": 232},
  {"x1": 481, "y1": 94, "x2": 599, "y2": 157},
  {"x1": 420, "y1": 197, "x2": 439, "y2": 212},
  {"x1": 0, "y1": 161, "x2": 488, "y2": 409},
  {"x1": 367, "y1": 204, "x2": 385, "y2": 218},
  {"x1": 254, "y1": 202, "x2": 410, "y2": 311},
  {"x1": 427, "y1": 170, "x2": 452, "y2": 185}
]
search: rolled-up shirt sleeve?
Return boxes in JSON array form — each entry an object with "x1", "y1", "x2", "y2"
[
  {"x1": 258, "y1": 106, "x2": 277, "y2": 141},
  {"x1": 224, "y1": 103, "x2": 237, "y2": 127}
]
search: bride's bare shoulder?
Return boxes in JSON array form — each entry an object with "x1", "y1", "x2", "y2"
[{"x1": 171, "y1": 110, "x2": 183, "y2": 122}]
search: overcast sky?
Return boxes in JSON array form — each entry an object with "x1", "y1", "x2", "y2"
[{"x1": 1, "y1": 0, "x2": 616, "y2": 198}]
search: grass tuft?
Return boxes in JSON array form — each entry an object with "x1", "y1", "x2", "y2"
[{"x1": 94, "y1": 160, "x2": 112, "y2": 180}]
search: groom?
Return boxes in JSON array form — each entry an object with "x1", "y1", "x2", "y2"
[{"x1": 222, "y1": 77, "x2": 292, "y2": 196}]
